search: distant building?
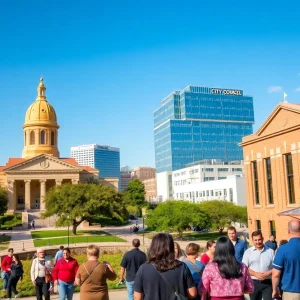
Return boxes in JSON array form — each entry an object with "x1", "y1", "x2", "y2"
[
  {"x1": 154, "y1": 86, "x2": 254, "y2": 173},
  {"x1": 143, "y1": 177, "x2": 157, "y2": 202},
  {"x1": 70, "y1": 144, "x2": 120, "y2": 189},
  {"x1": 120, "y1": 171, "x2": 132, "y2": 192},
  {"x1": 240, "y1": 102, "x2": 300, "y2": 241},
  {"x1": 132, "y1": 167, "x2": 156, "y2": 181},
  {"x1": 131, "y1": 167, "x2": 157, "y2": 201},
  {"x1": 157, "y1": 160, "x2": 245, "y2": 204}
]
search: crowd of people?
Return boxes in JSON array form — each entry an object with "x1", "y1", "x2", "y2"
[{"x1": 0, "y1": 220, "x2": 300, "y2": 300}]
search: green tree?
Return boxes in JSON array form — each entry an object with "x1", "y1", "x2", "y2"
[
  {"x1": 123, "y1": 179, "x2": 146, "y2": 207},
  {"x1": 0, "y1": 187, "x2": 8, "y2": 215},
  {"x1": 199, "y1": 200, "x2": 247, "y2": 232},
  {"x1": 146, "y1": 201, "x2": 210, "y2": 237},
  {"x1": 42, "y1": 183, "x2": 128, "y2": 234}
]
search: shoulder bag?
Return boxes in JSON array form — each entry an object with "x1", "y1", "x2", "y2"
[
  {"x1": 81, "y1": 262, "x2": 100, "y2": 285},
  {"x1": 152, "y1": 264, "x2": 188, "y2": 300}
]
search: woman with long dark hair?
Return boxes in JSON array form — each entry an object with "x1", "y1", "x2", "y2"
[
  {"x1": 7, "y1": 254, "x2": 24, "y2": 299},
  {"x1": 134, "y1": 233, "x2": 197, "y2": 300},
  {"x1": 199, "y1": 236, "x2": 254, "y2": 300}
]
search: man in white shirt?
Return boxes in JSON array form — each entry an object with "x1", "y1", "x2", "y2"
[{"x1": 242, "y1": 230, "x2": 274, "y2": 300}]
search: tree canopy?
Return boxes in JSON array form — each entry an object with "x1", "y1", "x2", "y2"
[
  {"x1": 199, "y1": 200, "x2": 247, "y2": 232},
  {"x1": 123, "y1": 178, "x2": 146, "y2": 207},
  {"x1": 42, "y1": 183, "x2": 128, "y2": 234},
  {"x1": 146, "y1": 200, "x2": 210, "y2": 237},
  {"x1": 0, "y1": 188, "x2": 8, "y2": 215}
]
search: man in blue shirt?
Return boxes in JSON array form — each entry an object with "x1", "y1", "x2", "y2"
[
  {"x1": 227, "y1": 226, "x2": 247, "y2": 262},
  {"x1": 264, "y1": 235, "x2": 278, "y2": 252},
  {"x1": 272, "y1": 220, "x2": 300, "y2": 299},
  {"x1": 54, "y1": 245, "x2": 64, "y2": 264}
]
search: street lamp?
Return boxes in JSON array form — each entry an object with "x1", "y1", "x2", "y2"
[{"x1": 67, "y1": 215, "x2": 70, "y2": 247}]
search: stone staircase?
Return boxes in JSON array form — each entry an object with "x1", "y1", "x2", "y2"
[{"x1": 28, "y1": 211, "x2": 57, "y2": 229}]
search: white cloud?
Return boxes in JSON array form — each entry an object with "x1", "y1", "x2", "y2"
[
  {"x1": 295, "y1": 87, "x2": 300, "y2": 92},
  {"x1": 267, "y1": 86, "x2": 283, "y2": 93}
]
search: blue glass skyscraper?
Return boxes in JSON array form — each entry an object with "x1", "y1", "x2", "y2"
[
  {"x1": 154, "y1": 86, "x2": 254, "y2": 173},
  {"x1": 71, "y1": 144, "x2": 120, "y2": 187}
]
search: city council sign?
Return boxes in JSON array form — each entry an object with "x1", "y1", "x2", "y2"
[{"x1": 210, "y1": 88, "x2": 243, "y2": 96}]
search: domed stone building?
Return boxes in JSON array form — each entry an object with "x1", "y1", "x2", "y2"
[{"x1": 0, "y1": 78, "x2": 101, "y2": 212}]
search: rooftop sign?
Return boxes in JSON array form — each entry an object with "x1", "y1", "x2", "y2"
[{"x1": 210, "y1": 88, "x2": 243, "y2": 96}]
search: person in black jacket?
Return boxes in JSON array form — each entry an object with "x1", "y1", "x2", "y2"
[{"x1": 7, "y1": 254, "x2": 24, "y2": 299}]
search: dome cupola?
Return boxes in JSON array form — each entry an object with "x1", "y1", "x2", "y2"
[{"x1": 22, "y1": 78, "x2": 60, "y2": 159}]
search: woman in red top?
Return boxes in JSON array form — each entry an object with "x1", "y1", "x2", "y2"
[
  {"x1": 200, "y1": 241, "x2": 216, "y2": 265},
  {"x1": 53, "y1": 247, "x2": 79, "y2": 300}
]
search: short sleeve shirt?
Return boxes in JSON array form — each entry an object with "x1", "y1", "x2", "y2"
[
  {"x1": 273, "y1": 238, "x2": 300, "y2": 293},
  {"x1": 134, "y1": 262, "x2": 195, "y2": 300},
  {"x1": 120, "y1": 248, "x2": 147, "y2": 281}
]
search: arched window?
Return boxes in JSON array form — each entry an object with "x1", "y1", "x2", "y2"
[
  {"x1": 51, "y1": 131, "x2": 55, "y2": 146},
  {"x1": 40, "y1": 130, "x2": 46, "y2": 144},
  {"x1": 30, "y1": 131, "x2": 35, "y2": 145}
]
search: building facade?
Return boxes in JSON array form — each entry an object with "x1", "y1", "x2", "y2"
[
  {"x1": 240, "y1": 102, "x2": 300, "y2": 241},
  {"x1": 120, "y1": 171, "x2": 132, "y2": 192},
  {"x1": 0, "y1": 78, "x2": 99, "y2": 212},
  {"x1": 142, "y1": 177, "x2": 157, "y2": 202},
  {"x1": 70, "y1": 144, "x2": 120, "y2": 188},
  {"x1": 132, "y1": 167, "x2": 156, "y2": 181},
  {"x1": 154, "y1": 86, "x2": 254, "y2": 173},
  {"x1": 157, "y1": 159, "x2": 245, "y2": 204}
]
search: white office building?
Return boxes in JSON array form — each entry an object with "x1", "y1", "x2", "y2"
[{"x1": 156, "y1": 160, "x2": 246, "y2": 205}]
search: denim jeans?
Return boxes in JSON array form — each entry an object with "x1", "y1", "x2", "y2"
[
  {"x1": 58, "y1": 279, "x2": 75, "y2": 300},
  {"x1": 1, "y1": 271, "x2": 10, "y2": 290},
  {"x1": 126, "y1": 280, "x2": 134, "y2": 300}
]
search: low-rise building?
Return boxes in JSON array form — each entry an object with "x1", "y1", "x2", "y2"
[
  {"x1": 240, "y1": 102, "x2": 300, "y2": 241},
  {"x1": 156, "y1": 160, "x2": 245, "y2": 203},
  {"x1": 143, "y1": 177, "x2": 157, "y2": 202}
]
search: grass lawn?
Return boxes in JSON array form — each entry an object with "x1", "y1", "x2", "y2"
[
  {"x1": 0, "y1": 252, "x2": 126, "y2": 298},
  {"x1": 0, "y1": 235, "x2": 11, "y2": 251},
  {"x1": 179, "y1": 231, "x2": 227, "y2": 240},
  {"x1": 33, "y1": 235, "x2": 126, "y2": 247},
  {"x1": 31, "y1": 230, "x2": 109, "y2": 239},
  {"x1": 140, "y1": 230, "x2": 227, "y2": 241}
]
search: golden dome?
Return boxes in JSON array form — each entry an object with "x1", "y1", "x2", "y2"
[{"x1": 23, "y1": 78, "x2": 59, "y2": 128}]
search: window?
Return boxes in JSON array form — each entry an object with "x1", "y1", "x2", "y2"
[
  {"x1": 229, "y1": 188, "x2": 233, "y2": 202},
  {"x1": 265, "y1": 158, "x2": 273, "y2": 204},
  {"x1": 30, "y1": 131, "x2": 35, "y2": 145},
  {"x1": 286, "y1": 154, "x2": 295, "y2": 204},
  {"x1": 51, "y1": 131, "x2": 55, "y2": 145},
  {"x1": 218, "y1": 177, "x2": 226, "y2": 180},
  {"x1": 206, "y1": 190, "x2": 209, "y2": 196},
  {"x1": 232, "y1": 168, "x2": 243, "y2": 172},
  {"x1": 252, "y1": 161, "x2": 259, "y2": 205},
  {"x1": 202, "y1": 168, "x2": 214, "y2": 172},
  {"x1": 210, "y1": 190, "x2": 214, "y2": 196},
  {"x1": 256, "y1": 220, "x2": 261, "y2": 231},
  {"x1": 17, "y1": 195, "x2": 24, "y2": 204},
  {"x1": 218, "y1": 168, "x2": 229, "y2": 172},
  {"x1": 269, "y1": 220, "x2": 276, "y2": 237},
  {"x1": 204, "y1": 177, "x2": 215, "y2": 182},
  {"x1": 40, "y1": 130, "x2": 46, "y2": 144}
]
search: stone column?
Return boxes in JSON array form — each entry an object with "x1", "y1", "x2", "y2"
[
  {"x1": 24, "y1": 180, "x2": 31, "y2": 211},
  {"x1": 55, "y1": 179, "x2": 62, "y2": 186},
  {"x1": 7, "y1": 180, "x2": 16, "y2": 211},
  {"x1": 40, "y1": 180, "x2": 46, "y2": 210}
]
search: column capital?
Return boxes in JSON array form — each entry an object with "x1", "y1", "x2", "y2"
[
  {"x1": 39, "y1": 179, "x2": 47, "y2": 184},
  {"x1": 7, "y1": 180, "x2": 15, "y2": 185},
  {"x1": 55, "y1": 179, "x2": 62, "y2": 185},
  {"x1": 24, "y1": 180, "x2": 31, "y2": 184}
]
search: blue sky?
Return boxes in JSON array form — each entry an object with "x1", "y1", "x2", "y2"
[{"x1": 1, "y1": 0, "x2": 300, "y2": 168}]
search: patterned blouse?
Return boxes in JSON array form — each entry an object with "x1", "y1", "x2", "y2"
[{"x1": 199, "y1": 262, "x2": 254, "y2": 297}]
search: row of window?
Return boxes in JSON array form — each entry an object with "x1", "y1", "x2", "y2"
[
  {"x1": 256, "y1": 220, "x2": 276, "y2": 237},
  {"x1": 252, "y1": 153, "x2": 295, "y2": 205},
  {"x1": 26, "y1": 130, "x2": 56, "y2": 146},
  {"x1": 173, "y1": 167, "x2": 243, "y2": 177},
  {"x1": 174, "y1": 188, "x2": 234, "y2": 201}
]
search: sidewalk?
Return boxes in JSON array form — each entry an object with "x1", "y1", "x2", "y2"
[{"x1": 19, "y1": 290, "x2": 127, "y2": 300}]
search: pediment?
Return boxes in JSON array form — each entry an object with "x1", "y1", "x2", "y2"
[
  {"x1": 256, "y1": 105, "x2": 300, "y2": 137},
  {"x1": 4, "y1": 154, "x2": 82, "y2": 173}
]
